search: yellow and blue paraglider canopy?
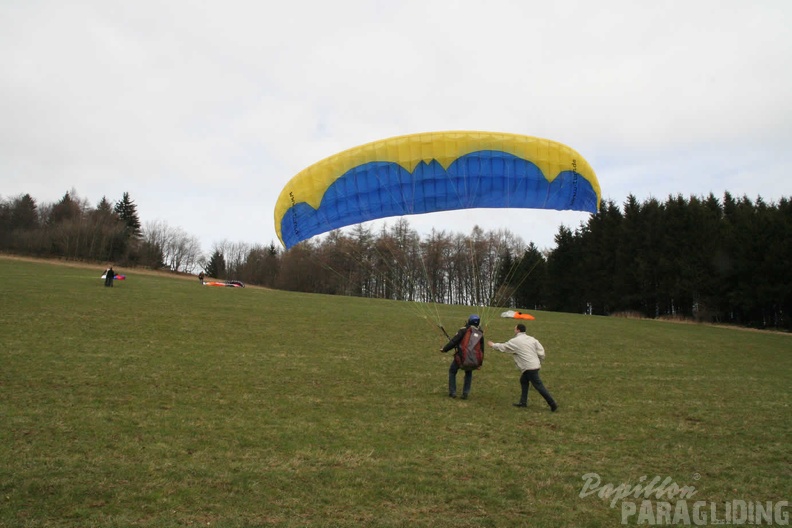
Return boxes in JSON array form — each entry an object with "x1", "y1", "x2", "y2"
[{"x1": 274, "y1": 131, "x2": 601, "y2": 249}]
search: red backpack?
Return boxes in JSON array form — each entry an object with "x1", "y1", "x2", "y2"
[{"x1": 456, "y1": 326, "x2": 484, "y2": 371}]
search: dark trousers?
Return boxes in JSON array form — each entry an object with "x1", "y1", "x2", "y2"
[
  {"x1": 448, "y1": 360, "x2": 472, "y2": 397},
  {"x1": 519, "y1": 369, "x2": 555, "y2": 407}
]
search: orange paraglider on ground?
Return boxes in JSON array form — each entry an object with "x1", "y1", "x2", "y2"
[{"x1": 500, "y1": 310, "x2": 535, "y2": 321}]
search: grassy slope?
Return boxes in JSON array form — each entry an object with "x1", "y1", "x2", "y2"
[{"x1": 0, "y1": 257, "x2": 789, "y2": 527}]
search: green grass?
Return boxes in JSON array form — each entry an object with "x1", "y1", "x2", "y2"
[{"x1": 1, "y1": 256, "x2": 790, "y2": 527}]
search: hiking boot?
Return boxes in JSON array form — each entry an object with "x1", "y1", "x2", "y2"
[
  {"x1": 512, "y1": 402, "x2": 527, "y2": 408},
  {"x1": 449, "y1": 393, "x2": 457, "y2": 398},
  {"x1": 461, "y1": 394, "x2": 469, "y2": 400},
  {"x1": 550, "y1": 402, "x2": 558, "y2": 412}
]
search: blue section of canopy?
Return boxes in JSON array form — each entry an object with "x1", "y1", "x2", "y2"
[{"x1": 280, "y1": 150, "x2": 599, "y2": 249}]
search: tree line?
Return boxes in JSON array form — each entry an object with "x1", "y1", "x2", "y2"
[
  {"x1": 2, "y1": 190, "x2": 789, "y2": 330},
  {"x1": 544, "y1": 193, "x2": 791, "y2": 330}
]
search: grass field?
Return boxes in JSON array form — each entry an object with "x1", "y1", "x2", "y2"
[{"x1": 1, "y1": 256, "x2": 790, "y2": 527}]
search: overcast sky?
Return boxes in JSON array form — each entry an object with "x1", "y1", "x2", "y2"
[{"x1": 2, "y1": 0, "x2": 790, "y2": 253}]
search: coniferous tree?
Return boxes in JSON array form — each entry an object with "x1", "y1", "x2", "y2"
[
  {"x1": 774, "y1": 198, "x2": 792, "y2": 328},
  {"x1": 48, "y1": 191, "x2": 81, "y2": 225},
  {"x1": 95, "y1": 196, "x2": 113, "y2": 216},
  {"x1": 513, "y1": 243, "x2": 547, "y2": 310},
  {"x1": 546, "y1": 225, "x2": 585, "y2": 313},
  {"x1": 637, "y1": 197, "x2": 664, "y2": 317},
  {"x1": 114, "y1": 192, "x2": 142, "y2": 238},
  {"x1": 580, "y1": 200, "x2": 622, "y2": 314},
  {"x1": 617, "y1": 194, "x2": 646, "y2": 314},
  {"x1": 204, "y1": 250, "x2": 226, "y2": 279},
  {"x1": 11, "y1": 194, "x2": 39, "y2": 231},
  {"x1": 85, "y1": 196, "x2": 126, "y2": 261},
  {"x1": 685, "y1": 193, "x2": 724, "y2": 320},
  {"x1": 1, "y1": 194, "x2": 39, "y2": 251}
]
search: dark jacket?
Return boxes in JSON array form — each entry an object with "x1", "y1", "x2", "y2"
[{"x1": 442, "y1": 324, "x2": 486, "y2": 355}]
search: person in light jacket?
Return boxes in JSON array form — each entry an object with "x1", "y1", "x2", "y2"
[{"x1": 488, "y1": 323, "x2": 558, "y2": 411}]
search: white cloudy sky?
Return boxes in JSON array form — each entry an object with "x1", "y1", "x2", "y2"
[{"x1": 2, "y1": 0, "x2": 790, "y2": 252}]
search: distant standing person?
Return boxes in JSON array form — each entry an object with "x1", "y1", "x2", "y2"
[
  {"x1": 441, "y1": 314, "x2": 484, "y2": 400},
  {"x1": 488, "y1": 323, "x2": 557, "y2": 411},
  {"x1": 198, "y1": 272, "x2": 204, "y2": 283},
  {"x1": 104, "y1": 266, "x2": 114, "y2": 287}
]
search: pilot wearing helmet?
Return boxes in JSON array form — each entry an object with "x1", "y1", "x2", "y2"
[{"x1": 441, "y1": 315, "x2": 484, "y2": 400}]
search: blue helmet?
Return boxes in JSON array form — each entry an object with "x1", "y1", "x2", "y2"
[{"x1": 468, "y1": 314, "x2": 480, "y2": 326}]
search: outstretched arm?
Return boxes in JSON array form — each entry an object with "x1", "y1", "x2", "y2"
[
  {"x1": 488, "y1": 339, "x2": 517, "y2": 354},
  {"x1": 441, "y1": 328, "x2": 464, "y2": 352}
]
